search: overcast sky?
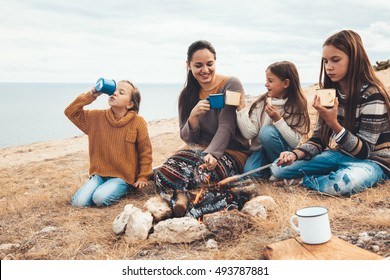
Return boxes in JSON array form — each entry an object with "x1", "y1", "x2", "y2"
[{"x1": 1, "y1": 0, "x2": 389, "y2": 84}]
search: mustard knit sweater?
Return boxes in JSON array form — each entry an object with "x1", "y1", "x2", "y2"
[{"x1": 64, "y1": 92, "x2": 153, "y2": 185}]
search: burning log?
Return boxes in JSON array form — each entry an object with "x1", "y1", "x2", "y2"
[{"x1": 186, "y1": 189, "x2": 249, "y2": 219}]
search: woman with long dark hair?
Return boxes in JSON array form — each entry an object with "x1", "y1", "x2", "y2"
[{"x1": 154, "y1": 40, "x2": 250, "y2": 216}]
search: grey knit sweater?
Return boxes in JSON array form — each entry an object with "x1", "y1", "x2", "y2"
[
  {"x1": 297, "y1": 84, "x2": 390, "y2": 174},
  {"x1": 179, "y1": 76, "x2": 250, "y2": 159}
]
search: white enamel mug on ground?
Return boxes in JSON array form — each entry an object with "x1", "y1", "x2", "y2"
[{"x1": 290, "y1": 206, "x2": 331, "y2": 244}]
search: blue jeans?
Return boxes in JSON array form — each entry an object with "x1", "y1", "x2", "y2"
[
  {"x1": 270, "y1": 150, "x2": 388, "y2": 196},
  {"x1": 244, "y1": 125, "x2": 290, "y2": 178},
  {"x1": 71, "y1": 175, "x2": 131, "y2": 207},
  {"x1": 244, "y1": 125, "x2": 291, "y2": 177}
]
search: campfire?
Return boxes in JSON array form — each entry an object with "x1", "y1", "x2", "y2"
[
  {"x1": 169, "y1": 164, "x2": 252, "y2": 220},
  {"x1": 112, "y1": 162, "x2": 277, "y2": 244}
]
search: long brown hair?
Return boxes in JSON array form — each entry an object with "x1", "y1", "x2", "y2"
[
  {"x1": 319, "y1": 30, "x2": 390, "y2": 144},
  {"x1": 178, "y1": 40, "x2": 216, "y2": 120},
  {"x1": 249, "y1": 61, "x2": 310, "y2": 134}
]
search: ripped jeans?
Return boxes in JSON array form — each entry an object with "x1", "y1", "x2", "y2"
[{"x1": 270, "y1": 150, "x2": 388, "y2": 196}]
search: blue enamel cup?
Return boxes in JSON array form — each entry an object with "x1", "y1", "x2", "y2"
[
  {"x1": 206, "y1": 93, "x2": 225, "y2": 109},
  {"x1": 96, "y1": 78, "x2": 116, "y2": 95}
]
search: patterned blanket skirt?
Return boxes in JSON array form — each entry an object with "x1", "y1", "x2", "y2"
[{"x1": 154, "y1": 149, "x2": 243, "y2": 194}]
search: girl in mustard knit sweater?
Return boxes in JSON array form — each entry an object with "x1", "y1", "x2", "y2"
[{"x1": 65, "y1": 80, "x2": 153, "y2": 207}]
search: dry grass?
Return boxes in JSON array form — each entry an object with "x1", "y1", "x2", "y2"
[{"x1": 1, "y1": 132, "x2": 389, "y2": 260}]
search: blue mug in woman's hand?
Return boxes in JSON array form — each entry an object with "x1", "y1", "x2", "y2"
[
  {"x1": 96, "y1": 78, "x2": 116, "y2": 95},
  {"x1": 206, "y1": 93, "x2": 225, "y2": 109}
]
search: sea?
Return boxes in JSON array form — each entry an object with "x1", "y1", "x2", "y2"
[{"x1": 0, "y1": 82, "x2": 274, "y2": 148}]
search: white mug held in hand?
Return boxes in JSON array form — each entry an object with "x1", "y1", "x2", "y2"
[
  {"x1": 290, "y1": 206, "x2": 331, "y2": 244},
  {"x1": 225, "y1": 90, "x2": 241, "y2": 106}
]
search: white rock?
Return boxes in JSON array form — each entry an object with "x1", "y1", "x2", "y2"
[
  {"x1": 241, "y1": 201, "x2": 267, "y2": 219},
  {"x1": 249, "y1": 196, "x2": 277, "y2": 211},
  {"x1": 359, "y1": 232, "x2": 369, "y2": 238},
  {"x1": 0, "y1": 243, "x2": 20, "y2": 250},
  {"x1": 375, "y1": 231, "x2": 388, "y2": 239},
  {"x1": 149, "y1": 217, "x2": 210, "y2": 243},
  {"x1": 112, "y1": 204, "x2": 140, "y2": 234},
  {"x1": 39, "y1": 226, "x2": 58, "y2": 234},
  {"x1": 206, "y1": 239, "x2": 218, "y2": 249},
  {"x1": 144, "y1": 196, "x2": 172, "y2": 222},
  {"x1": 371, "y1": 245, "x2": 380, "y2": 252},
  {"x1": 124, "y1": 210, "x2": 153, "y2": 243}
]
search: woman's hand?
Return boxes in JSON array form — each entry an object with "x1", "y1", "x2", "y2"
[
  {"x1": 201, "y1": 153, "x2": 218, "y2": 171},
  {"x1": 89, "y1": 87, "x2": 102, "y2": 99},
  {"x1": 190, "y1": 99, "x2": 210, "y2": 117},
  {"x1": 313, "y1": 96, "x2": 342, "y2": 133},
  {"x1": 264, "y1": 103, "x2": 282, "y2": 122},
  {"x1": 133, "y1": 180, "x2": 148, "y2": 188},
  {"x1": 188, "y1": 100, "x2": 210, "y2": 129},
  {"x1": 236, "y1": 92, "x2": 246, "y2": 111}
]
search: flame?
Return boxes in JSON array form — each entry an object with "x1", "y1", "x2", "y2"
[{"x1": 193, "y1": 187, "x2": 204, "y2": 204}]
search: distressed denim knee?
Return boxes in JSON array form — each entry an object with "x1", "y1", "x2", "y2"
[{"x1": 302, "y1": 160, "x2": 387, "y2": 196}]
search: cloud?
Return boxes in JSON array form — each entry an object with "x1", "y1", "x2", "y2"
[{"x1": 1, "y1": 0, "x2": 389, "y2": 83}]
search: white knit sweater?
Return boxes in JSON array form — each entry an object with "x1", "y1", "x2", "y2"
[{"x1": 236, "y1": 97, "x2": 302, "y2": 152}]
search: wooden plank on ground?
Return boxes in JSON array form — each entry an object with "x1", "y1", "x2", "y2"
[
  {"x1": 262, "y1": 237, "x2": 315, "y2": 260},
  {"x1": 262, "y1": 236, "x2": 384, "y2": 260}
]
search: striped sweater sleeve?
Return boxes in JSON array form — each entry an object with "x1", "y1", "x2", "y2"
[
  {"x1": 296, "y1": 118, "x2": 325, "y2": 159},
  {"x1": 335, "y1": 92, "x2": 388, "y2": 159}
]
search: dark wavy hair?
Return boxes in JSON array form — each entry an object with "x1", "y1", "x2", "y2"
[{"x1": 178, "y1": 40, "x2": 216, "y2": 120}]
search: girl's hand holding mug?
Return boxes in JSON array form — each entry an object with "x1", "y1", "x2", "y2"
[
  {"x1": 313, "y1": 96, "x2": 341, "y2": 132},
  {"x1": 89, "y1": 87, "x2": 102, "y2": 99}
]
